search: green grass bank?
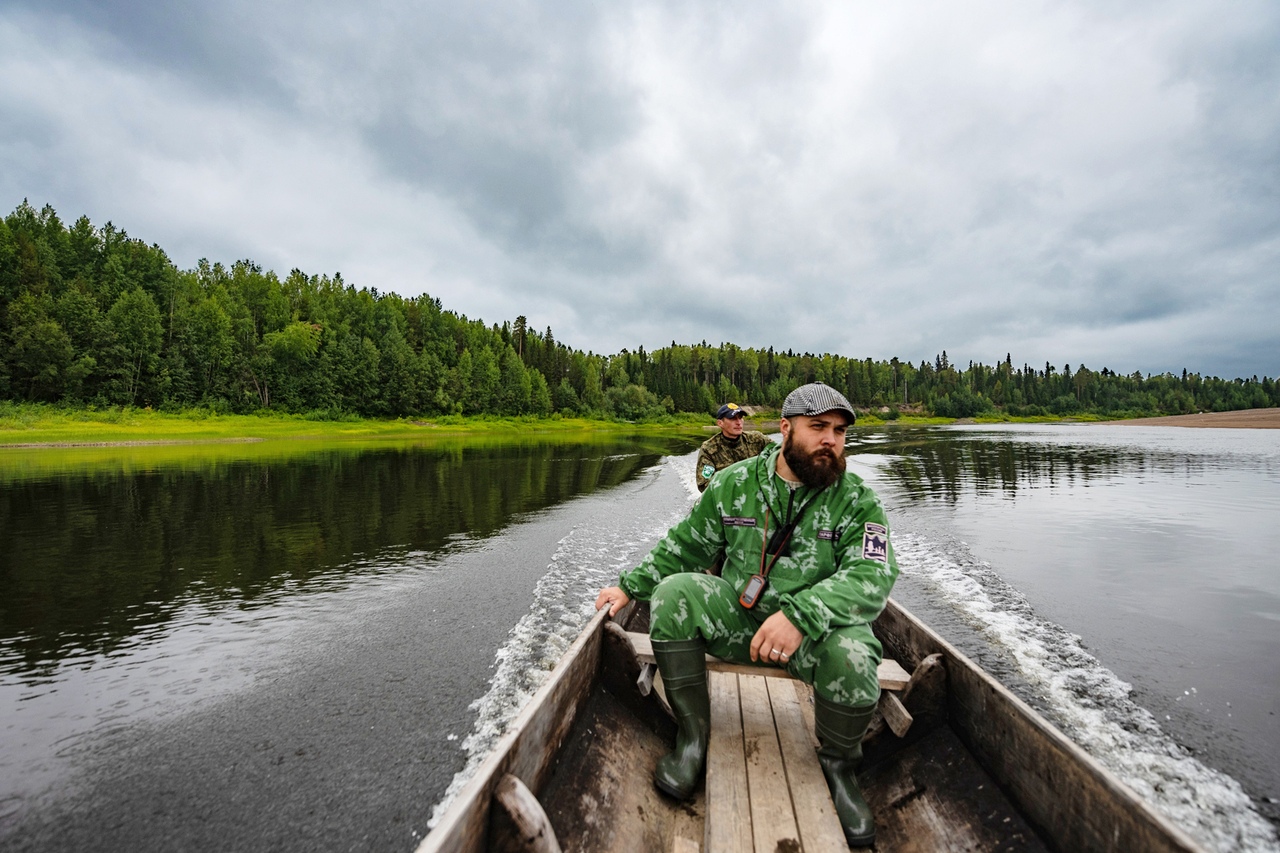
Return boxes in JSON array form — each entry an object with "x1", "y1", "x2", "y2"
[{"x1": 0, "y1": 401, "x2": 1115, "y2": 450}]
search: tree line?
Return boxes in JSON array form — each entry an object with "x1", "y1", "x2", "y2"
[{"x1": 2, "y1": 201, "x2": 1276, "y2": 420}]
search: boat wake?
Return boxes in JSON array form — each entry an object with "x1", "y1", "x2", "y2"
[
  {"x1": 894, "y1": 530, "x2": 1279, "y2": 853},
  {"x1": 425, "y1": 454, "x2": 697, "y2": 831}
]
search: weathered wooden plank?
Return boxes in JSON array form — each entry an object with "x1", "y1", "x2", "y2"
[
  {"x1": 765, "y1": 677, "x2": 847, "y2": 852},
  {"x1": 878, "y1": 658, "x2": 911, "y2": 690},
  {"x1": 874, "y1": 600, "x2": 1205, "y2": 853},
  {"x1": 706, "y1": 672, "x2": 753, "y2": 853},
  {"x1": 789, "y1": 680, "x2": 820, "y2": 751},
  {"x1": 418, "y1": 610, "x2": 607, "y2": 853},
  {"x1": 494, "y1": 774, "x2": 563, "y2": 853},
  {"x1": 637, "y1": 662, "x2": 657, "y2": 697},
  {"x1": 535, "y1": 689, "x2": 701, "y2": 853},
  {"x1": 627, "y1": 632, "x2": 909, "y2": 690},
  {"x1": 862, "y1": 725, "x2": 1048, "y2": 853},
  {"x1": 879, "y1": 690, "x2": 913, "y2": 738},
  {"x1": 671, "y1": 837, "x2": 700, "y2": 853},
  {"x1": 738, "y1": 675, "x2": 802, "y2": 853}
]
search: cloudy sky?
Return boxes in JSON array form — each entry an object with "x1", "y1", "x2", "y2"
[{"x1": 2, "y1": 1, "x2": 1277, "y2": 379}]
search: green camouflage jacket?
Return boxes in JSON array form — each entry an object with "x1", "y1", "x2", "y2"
[
  {"x1": 695, "y1": 430, "x2": 770, "y2": 491},
  {"x1": 620, "y1": 443, "x2": 898, "y2": 642}
]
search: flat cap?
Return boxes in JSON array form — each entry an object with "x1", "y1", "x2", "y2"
[{"x1": 780, "y1": 383, "x2": 856, "y2": 422}]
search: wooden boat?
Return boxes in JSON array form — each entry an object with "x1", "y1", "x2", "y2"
[{"x1": 418, "y1": 598, "x2": 1205, "y2": 853}]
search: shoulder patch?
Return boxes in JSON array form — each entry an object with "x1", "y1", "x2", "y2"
[
  {"x1": 722, "y1": 516, "x2": 757, "y2": 527},
  {"x1": 862, "y1": 522, "x2": 888, "y2": 563},
  {"x1": 701, "y1": 464, "x2": 716, "y2": 480}
]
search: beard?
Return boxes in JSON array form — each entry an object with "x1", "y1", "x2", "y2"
[{"x1": 782, "y1": 435, "x2": 846, "y2": 489}]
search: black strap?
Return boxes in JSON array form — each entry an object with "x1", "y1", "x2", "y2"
[
  {"x1": 766, "y1": 485, "x2": 822, "y2": 557},
  {"x1": 760, "y1": 485, "x2": 826, "y2": 578}
]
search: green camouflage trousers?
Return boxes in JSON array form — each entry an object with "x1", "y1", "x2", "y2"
[{"x1": 650, "y1": 573, "x2": 882, "y2": 706}]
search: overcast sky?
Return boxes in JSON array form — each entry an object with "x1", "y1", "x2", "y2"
[{"x1": 2, "y1": 1, "x2": 1277, "y2": 379}]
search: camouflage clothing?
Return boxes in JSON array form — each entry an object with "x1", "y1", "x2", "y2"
[
  {"x1": 695, "y1": 430, "x2": 770, "y2": 492},
  {"x1": 620, "y1": 443, "x2": 898, "y2": 705}
]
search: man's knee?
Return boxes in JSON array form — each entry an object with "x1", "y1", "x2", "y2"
[
  {"x1": 651, "y1": 574, "x2": 708, "y2": 641},
  {"x1": 809, "y1": 627, "x2": 882, "y2": 706},
  {"x1": 651, "y1": 573, "x2": 738, "y2": 642}
]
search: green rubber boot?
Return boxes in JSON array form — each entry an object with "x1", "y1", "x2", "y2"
[
  {"x1": 652, "y1": 638, "x2": 710, "y2": 800},
  {"x1": 814, "y1": 694, "x2": 878, "y2": 848}
]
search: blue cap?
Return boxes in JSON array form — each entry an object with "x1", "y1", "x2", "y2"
[{"x1": 715, "y1": 403, "x2": 746, "y2": 419}]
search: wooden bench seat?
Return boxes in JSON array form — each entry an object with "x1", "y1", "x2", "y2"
[{"x1": 625, "y1": 632, "x2": 911, "y2": 689}]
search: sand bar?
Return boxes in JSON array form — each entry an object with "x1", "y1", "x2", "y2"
[{"x1": 1095, "y1": 408, "x2": 1280, "y2": 429}]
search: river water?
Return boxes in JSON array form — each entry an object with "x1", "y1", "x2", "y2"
[{"x1": 0, "y1": 425, "x2": 1276, "y2": 852}]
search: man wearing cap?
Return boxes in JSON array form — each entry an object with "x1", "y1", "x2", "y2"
[
  {"x1": 695, "y1": 402, "x2": 770, "y2": 492},
  {"x1": 596, "y1": 382, "x2": 896, "y2": 848}
]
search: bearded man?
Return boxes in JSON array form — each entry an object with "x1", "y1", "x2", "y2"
[{"x1": 595, "y1": 383, "x2": 898, "y2": 848}]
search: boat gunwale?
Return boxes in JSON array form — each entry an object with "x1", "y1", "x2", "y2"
[
  {"x1": 877, "y1": 598, "x2": 1206, "y2": 853},
  {"x1": 416, "y1": 608, "x2": 609, "y2": 853}
]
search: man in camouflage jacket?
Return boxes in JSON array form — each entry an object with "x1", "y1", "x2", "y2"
[
  {"x1": 695, "y1": 402, "x2": 770, "y2": 492},
  {"x1": 596, "y1": 383, "x2": 895, "y2": 847}
]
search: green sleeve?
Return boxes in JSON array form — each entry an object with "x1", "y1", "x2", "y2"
[
  {"x1": 694, "y1": 444, "x2": 714, "y2": 492},
  {"x1": 619, "y1": 482, "x2": 727, "y2": 600},
  {"x1": 778, "y1": 491, "x2": 898, "y2": 641}
]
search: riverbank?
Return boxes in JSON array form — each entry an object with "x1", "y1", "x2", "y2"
[
  {"x1": 4, "y1": 403, "x2": 1277, "y2": 448},
  {"x1": 1095, "y1": 408, "x2": 1280, "y2": 429},
  {"x1": 0, "y1": 405, "x2": 709, "y2": 448}
]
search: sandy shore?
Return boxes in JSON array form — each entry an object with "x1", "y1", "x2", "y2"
[{"x1": 1095, "y1": 408, "x2": 1280, "y2": 429}]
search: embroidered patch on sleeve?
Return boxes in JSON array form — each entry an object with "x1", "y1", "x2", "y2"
[
  {"x1": 862, "y1": 522, "x2": 888, "y2": 563},
  {"x1": 722, "y1": 516, "x2": 757, "y2": 527},
  {"x1": 701, "y1": 464, "x2": 716, "y2": 480}
]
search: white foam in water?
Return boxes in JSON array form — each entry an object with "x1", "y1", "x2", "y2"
[
  {"x1": 427, "y1": 455, "x2": 695, "y2": 829},
  {"x1": 895, "y1": 531, "x2": 1279, "y2": 853}
]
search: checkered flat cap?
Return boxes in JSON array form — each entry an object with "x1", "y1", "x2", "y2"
[{"x1": 780, "y1": 383, "x2": 856, "y2": 422}]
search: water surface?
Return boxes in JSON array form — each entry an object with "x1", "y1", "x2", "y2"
[
  {"x1": 0, "y1": 433, "x2": 700, "y2": 850},
  {"x1": 2, "y1": 425, "x2": 1277, "y2": 852}
]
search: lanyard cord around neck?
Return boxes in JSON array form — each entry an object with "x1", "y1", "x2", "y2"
[{"x1": 758, "y1": 485, "x2": 824, "y2": 579}]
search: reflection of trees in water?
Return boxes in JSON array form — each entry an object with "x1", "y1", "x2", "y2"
[
  {"x1": 0, "y1": 438, "x2": 684, "y2": 674},
  {"x1": 848, "y1": 429, "x2": 1211, "y2": 505}
]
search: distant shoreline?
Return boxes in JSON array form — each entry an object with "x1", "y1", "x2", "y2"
[{"x1": 1094, "y1": 409, "x2": 1280, "y2": 429}]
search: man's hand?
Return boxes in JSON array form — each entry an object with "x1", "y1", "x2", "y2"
[
  {"x1": 749, "y1": 610, "x2": 804, "y2": 665},
  {"x1": 595, "y1": 586, "x2": 631, "y2": 618}
]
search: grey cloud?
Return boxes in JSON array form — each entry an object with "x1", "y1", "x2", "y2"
[
  {"x1": 2, "y1": 0, "x2": 1277, "y2": 379},
  {"x1": 10, "y1": 0, "x2": 284, "y2": 102}
]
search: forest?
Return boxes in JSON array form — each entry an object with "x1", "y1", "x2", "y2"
[{"x1": 2, "y1": 201, "x2": 1277, "y2": 421}]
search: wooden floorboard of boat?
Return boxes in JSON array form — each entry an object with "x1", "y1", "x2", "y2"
[
  {"x1": 740, "y1": 674, "x2": 803, "y2": 850},
  {"x1": 706, "y1": 672, "x2": 752, "y2": 852},
  {"x1": 861, "y1": 723, "x2": 1051, "y2": 852},
  {"x1": 536, "y1": 685, "x2": 705, "y2": 853},
  {"x1": 767, "y1": 678, "x2": 848, "y2": 851}
]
